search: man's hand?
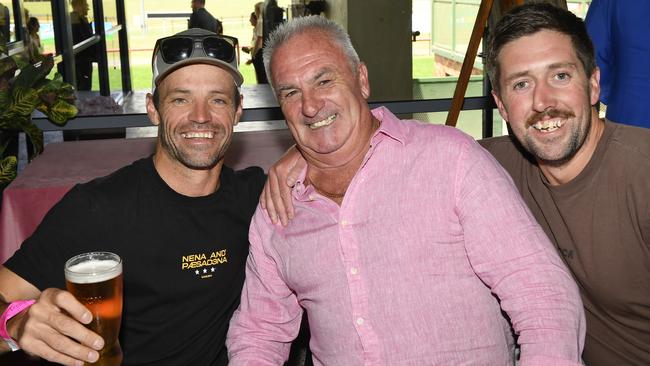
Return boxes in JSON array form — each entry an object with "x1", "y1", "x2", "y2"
[
  {"x1": 7, "y1": 288, "x2": 104, "y2": 366},
  {"x1": 261, "y1": 145, "x2": 305, "y2": 226}
]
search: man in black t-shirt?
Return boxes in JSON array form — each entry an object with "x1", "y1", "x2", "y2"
[
  {"x1": 0, "y1": 29, "x2": 262, "y2": 365},
  {"x1": 189, "y1": 0, "x2": 222, "y2": 34}
]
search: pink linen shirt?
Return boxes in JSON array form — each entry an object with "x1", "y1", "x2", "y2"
[{"x1": 227, "y1": 107, "x2": 585, "y2": 365}]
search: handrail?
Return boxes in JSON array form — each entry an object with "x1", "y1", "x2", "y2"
[
  {"x1": 105, "y1": 24, "x2": 123, "y2": 37},
  {"x1": 72, "y1": 34, "x2": 101, "y2": 54}
]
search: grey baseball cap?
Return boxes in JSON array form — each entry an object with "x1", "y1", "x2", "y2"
[{"x1": 152, "y1": 28, "x2": 243, "y2": 91}]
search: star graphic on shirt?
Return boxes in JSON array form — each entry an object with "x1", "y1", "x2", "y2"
[
  {"x1": 195, "y1": 270, "x2": 200, "y2": 275},
  {"x1": 211, "y1": 267, "x2": 215, "y2": 272},
  {"x1": 203, "y1": 268, "x2": 208, "y2": 274}
]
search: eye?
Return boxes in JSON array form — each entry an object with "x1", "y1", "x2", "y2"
[
  {"x1": 318, "y1": 79, "x2": 332, "y2": 86},
  {"x1": 211, "y1": 98, "x2": 226, "y2": 105},
  {"x1": 555, "y1": 72, "x2": 570, "y2": 81},
  {"x1": 513, "y1": 80, "x2": 528, "y2": 91},
  {"x1": 281, "y1": 89, "x2": 298, "y2": 100},
  {"x1": 172, "y1": 98, "x2": 188, "y2": 105}
]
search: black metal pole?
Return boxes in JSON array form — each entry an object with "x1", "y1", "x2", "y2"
[
  {"x1": 92, "y1": 0, "x2": 110, "y2": 96},
  {"x1": 116, "y1": 0, "x2": 132, "y2": 93},
  {"x1": 51, "y1": 0, "x2": 75, "y2": 86},
  {"x1": 481, "y1": 25, "x2": 494, "y2": 138}
]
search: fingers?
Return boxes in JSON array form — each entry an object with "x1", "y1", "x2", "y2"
[
  {"x1": 263, "y1": 165, "x2": 287, "y2": 225},
  {"x1": 25, "y1": 335, "x2": 99, "y2": 366},
  {"x1": 10, "y1": 288, "x2": 104, "y2": 365}
]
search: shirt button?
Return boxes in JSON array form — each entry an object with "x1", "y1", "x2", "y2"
[
  {"x1": 341, "y1": 220, "x2": 348, "y2": 226},
  {"x1": 350, "y1": 267, "x2": 358, "y2": 275},
  {"x1": 308, "y1": 194, "x2": 316, "y2": 200},
  {"x1": 356, "y1": 317, "x2": 365, "y2": 326}
]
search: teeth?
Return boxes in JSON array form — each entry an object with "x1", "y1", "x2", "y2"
[
  {"x1": 182, "y1": 131, "x2": 214, "y2": 139},
  {"x1": 309, "y1": 114, "x2": 337, "y2": 129},
  {"x1": 532, "y1": 119, "x2": 564, "y2": 132}
]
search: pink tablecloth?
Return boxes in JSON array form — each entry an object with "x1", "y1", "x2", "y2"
[{"x1": 0, "y1": 130, "x2": 294, "y2": 264}]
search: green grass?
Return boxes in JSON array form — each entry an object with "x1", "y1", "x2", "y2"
[{"x1": 413, "y1": 56, "x2": 437, "y2": 79}]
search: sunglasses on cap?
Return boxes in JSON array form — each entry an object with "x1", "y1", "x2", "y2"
[{"x1": 154, "y1": 35, "x2": 236, "y2": 65}]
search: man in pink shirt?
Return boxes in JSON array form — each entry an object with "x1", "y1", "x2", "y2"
[{"x1": 226, "y1": 16, "x2": 585, "y2": 365}]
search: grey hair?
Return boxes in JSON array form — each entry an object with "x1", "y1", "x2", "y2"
[{"x1": 263, "y1": 15, "x2": 360, "y2": 89}]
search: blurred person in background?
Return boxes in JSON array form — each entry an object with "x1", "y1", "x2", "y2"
[
  {"x1": 70, "y1": 0, "x2": 97, "y2": 91},
  {"x1": 585, "y1": 0, "x2": 650, "y2": 128},
  {"x1": 189, "y1": 0, "x2": 222, "y2": 34},
  {"x1": 242, "y1": 2, "x2": 267, "y2": 84}
]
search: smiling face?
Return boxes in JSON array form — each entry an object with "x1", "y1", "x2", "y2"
[
  {"x1": 270, "y1": 29, "x2": 373, "y2": 167},
  {"x1": 492, "y1": 30, "x2": 600, "y2": 166},
  {"x1": 146, "y1": 63, "x2": 242, "y2": 171}
]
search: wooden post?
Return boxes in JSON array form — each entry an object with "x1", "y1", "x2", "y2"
[
  {"x1": 445, "y1": 0, "x2": 526, "y2": 127},
  {"x1": 445, "y1": 0, "x2": 495, "y2": 127}
]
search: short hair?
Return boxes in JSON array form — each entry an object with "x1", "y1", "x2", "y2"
[
  {"x1": 27, "y1": 17, "x2": 39, "y2": 34},
  {"x1": 263, "y1": 15, "x2": 360, "y2": 88},
  {"x1": 485, "y1": 2, "x2": 596, "y2": 94},
  {"x1": 193, "y1": 0, "x2": 206, "y2": 5},
  {"x1": 70, "y1": 0, "x2": 86, "y2": 8}
]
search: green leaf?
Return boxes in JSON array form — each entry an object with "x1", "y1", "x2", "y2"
[
  {"x1": 46, "y1": 100, "x2": 78, "y2": 125},
  {"x1": 13, "y1": 56, "x2": 54, "y2": 91},
  {"x1": 12, "y1": 88, "x2": 40, "y2": 117},
  {"x1": 0, "y1": 155, "x2": 17, "y2": 184},
  {"x1": 19, "y1": 121, "x2": 44, "y2": 156},
  {"x1": 0, "y1": 58, "x2": 17, "y2": 81},
  {"x1": 0, "y1": 111, "x2": 30, "y2": 131}
]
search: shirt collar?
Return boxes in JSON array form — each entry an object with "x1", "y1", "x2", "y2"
[{"x1": 292, "y1": 106, "x2": 407, "y2": 200}]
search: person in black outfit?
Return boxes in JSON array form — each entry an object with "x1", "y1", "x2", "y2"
[
  {"x1": 0, "y1": 29, "x2": 264, "y2": 365},
  {"x1": 262, "y1": 0, "x2": 284, "y2": 47},
  {"x1": 189, "y1": 0, "x2": 222, "y2": 34},
  {"x1": 70, "y1": 0, "x2": 97, "y2": 91},
  {"x1": 0, "y1": 2, "x2": 9, "y2": 43}
]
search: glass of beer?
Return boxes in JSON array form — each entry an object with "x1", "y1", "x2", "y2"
[{"x1": 64, "y1": 252, "x2": 123, "y2": 366}]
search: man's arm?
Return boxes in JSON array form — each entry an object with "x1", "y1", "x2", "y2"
[
  {"x1": 585, "y1": 0, "x2": 612, "y2": 105},
  {"x1": 226, "y1": 210, "x2": 303, "y2": 365},
  {"x1": 0, "y1": 266, "x2": 103, "y2": 365},
  {"x1": 456, "y1": 141, "x2": 585, "y2": 365}
]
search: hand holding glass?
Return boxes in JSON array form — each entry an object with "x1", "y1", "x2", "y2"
[{"x1": 64, "y1": 252, "x2": 123, "y2": 366}]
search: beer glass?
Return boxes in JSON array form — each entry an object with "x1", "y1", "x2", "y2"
[{"x1": 64, "y1": 252, "x2": 123, "y2": 366}]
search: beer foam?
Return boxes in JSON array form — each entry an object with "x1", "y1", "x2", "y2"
[{"x1": 66, "y1": 260, "x2": 122, "y2": 284}]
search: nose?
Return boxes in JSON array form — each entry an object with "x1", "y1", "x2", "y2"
[
  {"x1": 189, "y1": 100, "x2": 210, "y2": 124},
  {"x1": 532, "y1": 79, "x2": 557, "y2": 113},
  {"x1": 301, "y1": 89, "x2": 324, "y2": 118}
]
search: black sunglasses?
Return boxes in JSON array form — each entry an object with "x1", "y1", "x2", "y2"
[{"x1": 156, "y1": 36, "x2": 235, "y2": 64}]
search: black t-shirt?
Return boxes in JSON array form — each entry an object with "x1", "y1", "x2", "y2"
[{"x1": 5, "y1": 157, "x2": 265, "y2": 365}]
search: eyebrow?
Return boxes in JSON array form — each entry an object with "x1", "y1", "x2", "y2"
[
  {"x1": 276, "y1": 67, "x2": 335, "y2": 94},
  {"x1": 504, "y1": 62, "x2": 578, "y2": 84},
  {"x1": 167, "y1": 88, "x2": 229, "y2": 95}
]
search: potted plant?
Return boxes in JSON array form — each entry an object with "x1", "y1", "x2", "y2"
[{"x1": 0, "y1": 35, "x2": 78, "y2": 189}]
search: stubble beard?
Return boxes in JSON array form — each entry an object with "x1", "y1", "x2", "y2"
[
  {"x1": 523, "y1": 106, "x2": 592, "y2": 167},
  {"x1": 158, "y1": 121, "x2": 229, "y2": 170}
]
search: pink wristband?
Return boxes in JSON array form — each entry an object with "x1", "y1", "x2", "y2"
[{"x1": 1, "y1": 300, "x2": 36, "y2": 350}]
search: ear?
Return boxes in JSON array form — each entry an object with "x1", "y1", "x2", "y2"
[
  {"x1": 358, "y1": 62, "x2": 371, "y2": 100},
  {"x1": 233, "y1": 94, "x2": 243, "y2": 126},
  {"x1": 146, "y1": 93, "x2": 161, "y2": 126},
  {"x1": 491, "y1": 89, "x2": 509, "y2": 123},
  {"x1": 589, "y1": 67, "x2": 601, "y2": 106}
]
